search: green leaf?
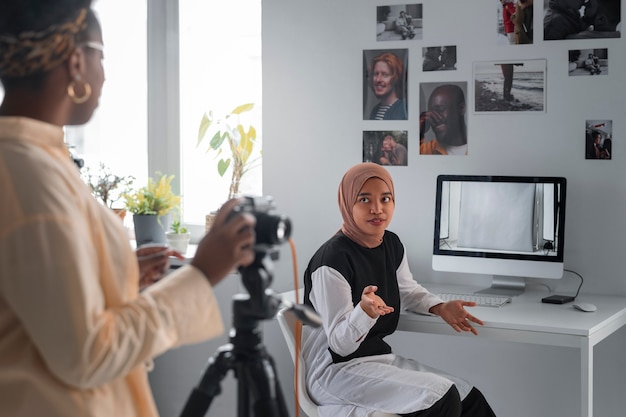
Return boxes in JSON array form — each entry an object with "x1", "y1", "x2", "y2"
[
  {"x1": 231, "y1": 103, "x2": 254, "y2": 115},
  {"x1": 240, "y1": 131, "x2": 253, "y2": 165},
  {"x1": 209, "y1": 131, "x2": 226, "y2": 150},
  {"x1": 248, "y1": 125, "x2": 257, "y2": 141},
  {"x1": 217, "y1": 159, "x2": 231, "y2": 176},
  {"x1": 197, "y1": 113, "x2": 212, "y2": 145}
]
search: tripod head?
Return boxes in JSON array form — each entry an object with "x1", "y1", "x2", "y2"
[
  {"x1": 234, "y1": 247, "x2": 322, "y2": 330},
  {"x1": 227, "y1": 195, "x2": 320, "y2": 328},
  {"x1": 233, "y1": 248, "x2": 282, "y2": 329}
]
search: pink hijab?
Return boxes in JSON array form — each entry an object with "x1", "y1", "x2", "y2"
[{"x1": 338, "y1": 162, "x2": 395, "y2": 248}]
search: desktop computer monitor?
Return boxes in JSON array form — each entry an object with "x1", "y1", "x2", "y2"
[{"x1": 432, "y1": 175, "x2": 567, "y2": 296}]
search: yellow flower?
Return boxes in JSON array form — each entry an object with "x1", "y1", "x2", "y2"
[{"x1": 123, "y1": 172, "x2": 181, "y2": 216}]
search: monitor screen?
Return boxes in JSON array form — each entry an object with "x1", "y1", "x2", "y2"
[{"x1": 432, "y1": 175, "x2": 567, "y2": 296}]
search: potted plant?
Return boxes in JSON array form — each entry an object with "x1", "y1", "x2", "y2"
[
  {"x1": 166, "y1": 219, "x2": 191, "y2": 254},
  {"x1": 82, "y1": 162, "x2": 134, "y2": 220},
  {"x1": 122, "y1": 172, "x2": 181, "y2": 246},
  {"x1": 197, "y1": 103, "x2": 261, "y2": 231}
]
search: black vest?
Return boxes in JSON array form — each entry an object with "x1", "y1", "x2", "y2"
[{"x1": 304, "y1": 231, "x2": 403, "y2": 363}]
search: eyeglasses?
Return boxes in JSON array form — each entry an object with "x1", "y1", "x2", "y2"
[
  {"x1": 79, "y1": 41, "x2": 104, "y2": 52},
  {"x1": 78, "y1": 41, "x2": 104, "y2": 59}
]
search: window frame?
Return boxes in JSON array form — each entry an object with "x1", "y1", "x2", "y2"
[
  {"x1": 148, "y1": 0, "x2": 211, "y2": 241},
  {"x1": 147, "y1": 0, "x2": 181, "y2": 195}
]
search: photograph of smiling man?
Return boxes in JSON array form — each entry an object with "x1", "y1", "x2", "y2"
[
  {"x1": 419, "y1": 82, "x2": 468, "y2": 156},
  {"x1": 363, "y1": 49, "x2": 408, "y2": 120}
]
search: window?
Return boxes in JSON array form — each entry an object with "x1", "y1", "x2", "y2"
[
  {"x1": 178, "y1": 0, "x2": 263, "y2": 225},
  {"x1": 61, "y1": 0, "x2": 263, "y2": 240},
  {"x1": 1, "y1": 0, "x2": 262, "y2": 238},
  {"x1": 68, "y1": 0, "x2": 149, "y2": 191}
]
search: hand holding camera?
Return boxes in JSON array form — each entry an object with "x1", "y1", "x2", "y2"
[
  {"x1": 191, "y1": 198, "x2": 257, "y2": 287},
  {"x1": 191, "y1": 196, "x2": 292, "y2": 287}
]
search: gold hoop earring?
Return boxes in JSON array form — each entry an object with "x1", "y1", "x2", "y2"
[{"x1": 67, "y1": 79, "x2": 92, "y2": 104}]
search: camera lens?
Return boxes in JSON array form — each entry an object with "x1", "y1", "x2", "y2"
[{"x1": 255, "y1": 212, "x2": 292, "y2": 245}]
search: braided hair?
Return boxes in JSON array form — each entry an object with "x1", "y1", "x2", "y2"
[{"x1": 0, "y1": 0, "x2": 94, "y2": 87}]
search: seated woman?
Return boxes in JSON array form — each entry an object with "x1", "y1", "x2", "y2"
[{"x1": 302, "y1": 162, "x2": 497, "y2": 417}]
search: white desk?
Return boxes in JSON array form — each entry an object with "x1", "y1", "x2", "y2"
[
  {"x1": 399, "y1": 284, "x2": 626, "y2": 417},
  {"x1": 281, "y1": 285, "x2": 626, "y2": 417}
]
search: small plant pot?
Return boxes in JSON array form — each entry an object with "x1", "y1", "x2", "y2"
[
  {"x1": 133, "y1": 214, "x2": 169, "y2": 246},
  {"x1": 166, "y1": 232, "x2": 191, "y2": 254}
]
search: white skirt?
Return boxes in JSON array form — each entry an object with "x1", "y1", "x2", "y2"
[{"x1": 302, "y1": 326, "x2": 473, "y2": 417}]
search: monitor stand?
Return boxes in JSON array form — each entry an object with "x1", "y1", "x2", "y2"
[{"x1": 475, "y1": 275, "x2": 526, "y2": 297}]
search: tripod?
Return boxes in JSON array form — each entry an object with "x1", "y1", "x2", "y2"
[{"x1": 179, "y1": 249, "x2": 301, "y2": 417}]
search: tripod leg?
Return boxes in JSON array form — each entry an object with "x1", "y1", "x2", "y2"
[
  {"x1": 240, "y1": 351, "x2": 290, "y2": 417},
  {"x1": 179, "y1": 345, "x2": 234, "y2": 417}
]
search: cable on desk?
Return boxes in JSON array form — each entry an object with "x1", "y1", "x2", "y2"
[{"x1": 564, "y1": 269, "x2": 584, "y2": 299}]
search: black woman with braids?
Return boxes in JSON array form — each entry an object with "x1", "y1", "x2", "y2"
[{"x1": 0, "y1": 1, "x2": 256, "y2": 416}]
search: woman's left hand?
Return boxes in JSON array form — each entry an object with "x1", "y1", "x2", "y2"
[
  {"x1": 136, "y1": 245, "x2": 185, "y2": 289},
  {"x1": 429, "y1": 301, "x2": 484, "y2": 335}
]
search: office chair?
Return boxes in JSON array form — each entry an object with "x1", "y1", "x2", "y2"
[{"x1": 276, "y1": 308, "x2": 398, "y2": 417}]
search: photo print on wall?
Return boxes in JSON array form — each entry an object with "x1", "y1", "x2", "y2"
[
  {"x1": 419, "y1": 82, "x2": 468, "y2": 156},
  {"x1": 585, "y1": 119, "x2": 613, "y2": 160},
  {"x1": 422, "y1": 46, "x2": 457, "y2": 71},
  {"x1": 376, "y1": 4, "x2": 423, "y2": 42},
  {"x1": 363, "y1": 48, "x2": 409, "y2": 120},
  {"x1": 497, "y1": 0, "x2": 517, "y2": 45},
  {"x1": 496, "y1": 0, "x2": 534, "y2": 44},
  {"x1": 473, "y1": 59, "x2": 546, "y2": 113},
  {"x1": 568, "y1": 48, "x2": 608, "y2": 76},
  {"x1": 363, "y1": 130, "x2": 408, "y2": 166},
  {"x1": 543, "y1": 0, "x2": 620, "y2": 41}
]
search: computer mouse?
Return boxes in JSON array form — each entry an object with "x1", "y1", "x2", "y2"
[{"x1": 573, "y1": 303, "x2": 597, "y2": 312}]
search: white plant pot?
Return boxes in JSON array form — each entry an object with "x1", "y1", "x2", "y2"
[{"x1": 166, "y1": 232, "x2": 191, "y2": 254}]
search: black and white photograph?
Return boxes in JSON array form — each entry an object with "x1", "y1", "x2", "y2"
[
  {"x1": 363, "y1": 49, "x2": 408, "y2": 120},
  {"x1": 376, "y1": 4, "x2": 423, "y2": 41},
  {"x1": 585, "y1": 120, "x2": 613, "y2": 159},
  {"x1": 568, "y1": 48, "x2": 608, "y2": 76},
  {"x1": 363, "y1": 130, "x2": 409, "y2": 166},
  {"x1": 544, "y1": 0, "x2": 620, "y2": 40},
  {"x1": 419, "y1": 82, "x2": 468, "y2": 156},
  {"x1": 473, "y1": 59, "x2": 546, "y2": 113},
  {"x1": 422, "y1": 46, "x2": 457, "y2": 71}
]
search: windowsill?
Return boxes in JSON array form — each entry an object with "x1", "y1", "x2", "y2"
[
  {"x1": 130, "y1": 239, "x2": 196, "y2": 269},
  {"x1": 170, "y1": 244, "x2": 197, "y2": 268}
]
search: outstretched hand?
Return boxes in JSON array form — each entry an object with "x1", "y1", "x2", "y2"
[
  {"x1": 191, "y1": 198, "x2": 256, "y2": 287},
  {"x1": 360, "y1": 285, "x2": 394, "y2": 318},
  {"x1": 429, "y1": 301, "x2": 484, "y2": 335}
]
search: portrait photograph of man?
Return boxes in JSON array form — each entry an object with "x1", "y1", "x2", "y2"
[
  {"x1": 363, "y1": 49, "x2": 408, "y2": 120},
  {"x1": 419, "y1": 82, "x2": 468, "y2": 156}
]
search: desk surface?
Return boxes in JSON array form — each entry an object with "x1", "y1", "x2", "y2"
[
  {"x1": 401, "y1": 283, "x2": 626, "y2": 339},
  {"x1": 280, "y1": 284, "x2": 626, "y2": 417},
  {"x1": 281, "y1": 285, "x2": 626, "y2": 340}
]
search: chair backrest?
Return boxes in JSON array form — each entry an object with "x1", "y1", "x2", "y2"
[
  {"x1": 277, "y1": 307, "x2": 399, "y2": 417},
  {"x1": 276, "y1": 307, "x2": 320, "y2": 417}
]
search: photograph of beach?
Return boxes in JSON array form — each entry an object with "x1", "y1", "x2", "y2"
[{"x1": 473, "y1": 59, "x2": 546, "y2": 113}]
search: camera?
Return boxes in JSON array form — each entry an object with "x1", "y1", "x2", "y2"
[{"x1": 229, "y1": 196, "x2": 292, "y2": 250}]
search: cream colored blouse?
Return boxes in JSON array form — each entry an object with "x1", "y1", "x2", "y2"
[{"x1": 0, "y1": 116, "x2": 223, "y2": 416}]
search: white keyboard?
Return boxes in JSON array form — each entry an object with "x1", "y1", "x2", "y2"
[{"x1": 436, "y1": 292, "x2": 512, "y2": 308}]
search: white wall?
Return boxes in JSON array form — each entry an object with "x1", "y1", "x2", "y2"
[
  {"x1": 149, "y1": 1, "x2": 625, "y2": 416},
  {"x1": 261, "y1": 0, "x2": 626, "y2": 416}
]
